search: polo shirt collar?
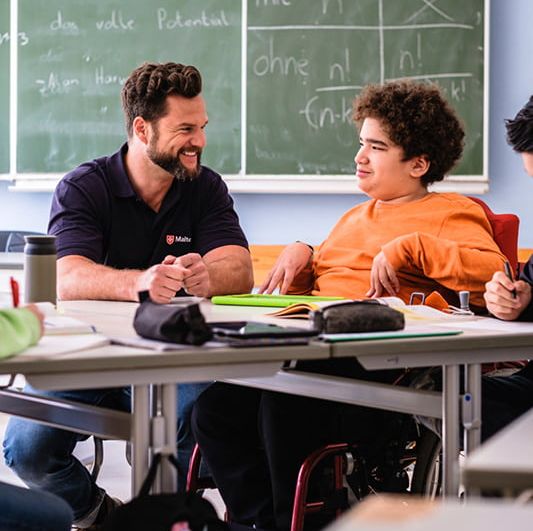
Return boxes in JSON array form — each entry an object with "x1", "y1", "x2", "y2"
[{"x1": 108, "y1": 143, "x2": 137, "y2": 199}]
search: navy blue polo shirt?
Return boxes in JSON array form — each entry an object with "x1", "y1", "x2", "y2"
[{"x1": 49, "y1": 144, "x2": 248, "y2": 269}]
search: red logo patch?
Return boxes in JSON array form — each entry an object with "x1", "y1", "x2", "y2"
[{"x1": 166, "y1": 235, "x2": 175, "y2": 245}]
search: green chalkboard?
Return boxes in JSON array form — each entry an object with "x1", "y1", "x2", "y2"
[
  {"x1": 8, "y1": 0, "x2": 486, "y2": 184},
  {"x1": 16, "y1": 0, "x2": 241, "y2": 174},
  {"x1": 247, "y1": 0, "x2": 485, "y2": 177},
  {"x1": 0, "y1": 0, "x2": 9, "y2": 174}
]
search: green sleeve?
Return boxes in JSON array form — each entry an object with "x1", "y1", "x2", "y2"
[{"x1": 0, "y1": 308, "x2": 41, "y2": 359}]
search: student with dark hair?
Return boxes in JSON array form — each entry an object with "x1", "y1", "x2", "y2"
[
  {"x1": 192, "y1": 81, "x2": 506, "y2": 531},
  {"x1": 482, "y1": 95, "x2": 533, "y2": 439},
  {"x1": 3, "y1": 62, "x2": 252, "y2": 530},
  {"x1": 0, "y1": 305, "x2": 73, "y2": 531}
]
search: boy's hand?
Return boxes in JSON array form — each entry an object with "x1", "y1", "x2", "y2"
[
  {"x1": 259, "y1": 242, "x2": 313, "y2": 295},
  {"x1": 367, "y1": 251, "x2": 399, "y2": 298}
]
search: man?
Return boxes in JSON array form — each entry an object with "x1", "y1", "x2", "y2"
[
  {"x1": 192, "y1": 81, "x2": 507, "y2": 531},
  {"x1": 3, "y1": 62, "x2": 252, "y2": 530},
  {"x1": 0, "y1": 305, "x2": 74, "y2": 531},
  {"x1": 482, "y1": 95, "x2": 533, "y2": 439}
]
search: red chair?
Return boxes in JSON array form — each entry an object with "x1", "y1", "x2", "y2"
[{"x1": 467, "y1": 196, "x2": 520, "y2": 274}]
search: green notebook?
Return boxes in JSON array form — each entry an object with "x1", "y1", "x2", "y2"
[{"x1": 211, "y1": 294, "x2": 345, "y2": 308}]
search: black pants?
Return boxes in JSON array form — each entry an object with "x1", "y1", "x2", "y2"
[
  {"x1": 192, "y1": 360, "x2": 533, "y2": 531},
  {"x1": 481, "y1": 361, "x2": 533, "y2": 441},
  {"x1": 191, "y1": 359, "x2": 401, "y2": 531}
]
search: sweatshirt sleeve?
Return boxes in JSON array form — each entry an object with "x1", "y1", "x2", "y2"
[
  {"x1": 382, "y1": 208, "x2": 507, "y2": 307},
  {"x1": 0, "y1": 308, "x2": 41, "y2": 359}
]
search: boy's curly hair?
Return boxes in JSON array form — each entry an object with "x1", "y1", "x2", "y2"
[
  {"x1": 353, "y1": 81, "x2": 464, "y2": 186},
  {"x1": 121, "y1": 62, "x2": 202, "y2": 137}
]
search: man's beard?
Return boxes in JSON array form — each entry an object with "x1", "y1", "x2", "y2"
[{"x1": 147, "y1": 142, "x2": 202, "y2": 182}]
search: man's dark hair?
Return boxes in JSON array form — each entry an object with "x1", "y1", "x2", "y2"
[
  {"x1": 505, "y1": 95, "x2": 533, "y2": 153},
  {"x1": 353, "y1": 80, "x2": 465, "y2": 186},
  {"x1": 121, "y1": 62, "x2": 202, "y2": 137}
]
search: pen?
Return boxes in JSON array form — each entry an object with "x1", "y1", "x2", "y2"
[
  {"x1": 10, "y1": 276, "x2": 20, "y2": 308},
  {"x1": 504, "y1": 261, "x2": 517, "y2": 299}
]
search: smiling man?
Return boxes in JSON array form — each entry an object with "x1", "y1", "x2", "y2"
[
  {"x1": 3, "y1": 62, "x2": 252, "y2": 530},
  {"x1": 49, "y1": 62, "x2": 251, "y2": 303}
]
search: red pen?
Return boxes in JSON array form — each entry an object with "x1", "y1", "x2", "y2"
[{"x1": 10, "y1": 276, "x2": 20, "y2": 308}]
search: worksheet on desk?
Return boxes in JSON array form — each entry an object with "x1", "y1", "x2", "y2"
[{"x1": 22, "y1": 334, "x2": 110, "y2": 357}]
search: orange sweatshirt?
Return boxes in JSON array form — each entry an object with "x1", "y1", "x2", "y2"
[{"x1": 289, "y1": 193, "x2": 506, "y2": 310}]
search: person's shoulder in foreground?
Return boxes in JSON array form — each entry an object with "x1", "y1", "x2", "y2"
[
  {"x1": 261, "y1": 80, "x2": 505, "y2": 311},
  {"x1": 0, "y1": 305, "x2": 43, "y2": 359},
  {"x1": 485, "y1": 94, "x2": 533, "y2": 322}
]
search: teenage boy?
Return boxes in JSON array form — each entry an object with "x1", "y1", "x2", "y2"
[{"x1": 192, "y1": 81, "x2": 506, "y2": 531}]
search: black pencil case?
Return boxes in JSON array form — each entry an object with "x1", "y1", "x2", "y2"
[
  {"x1": 311, "y1": 300, "x2": 405, "y2": 334},
  {"x1": 133, "y1": 292, "x2": 213, "y2": 345}
]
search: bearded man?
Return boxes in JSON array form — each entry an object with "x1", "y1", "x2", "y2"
[{"x1": 3, "y1": 62, "x2": 252, "y2": 530}]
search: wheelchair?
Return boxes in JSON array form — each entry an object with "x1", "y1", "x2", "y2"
[{"x1": 186, "y1": 405, "x2": 443, "y2": 531}]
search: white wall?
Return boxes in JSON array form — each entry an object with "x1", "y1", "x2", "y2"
[{"x1": 1, "y1": 0, "x2": 532, "y2": 247}]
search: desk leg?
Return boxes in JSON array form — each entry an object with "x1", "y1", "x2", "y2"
[
  {"x1": 463, "y1": 363, "x2": 482, "y2": 498},
  {"x1": 132, "y1": 385, "x2": 150, "y2": 496},
  {"x1": 464, "y1": 363, "x2": 482, "y2": 454},
  {"x1": 442, "y1": 364, "x2": 460, "y2": 496},
  {"x1": 160, "y1": 383, "x2": 177, "y2": 492}
]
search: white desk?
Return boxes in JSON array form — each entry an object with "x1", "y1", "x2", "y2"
[
  {"x1": 462, "y1": 407, "x2": 533, "y2": 494},
  {"x1": 229, "y1": 317, "x2": 533, "y2": 496},
  {"x1": 2, "y1": 301, "x2": 533, "y2": 498},
  {"x1": 326, "y1": 495, "x2": 533, "y2": 531},
  {"x1": 0, "y1": 300, "x2": 328, "y2": 494}
]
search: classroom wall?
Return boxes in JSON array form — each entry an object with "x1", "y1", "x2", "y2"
[{"x1": 1, "y1": 0, "x2": 532, "y2": 247}]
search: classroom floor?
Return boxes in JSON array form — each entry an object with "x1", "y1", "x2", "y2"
[{"x1": 0, "y1": 412, "x2": 225, "y2": 521}]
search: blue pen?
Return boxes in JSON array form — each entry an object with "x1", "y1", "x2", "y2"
[{"x1": 504, "y1": 261, "x2": 517, "y2": 299}]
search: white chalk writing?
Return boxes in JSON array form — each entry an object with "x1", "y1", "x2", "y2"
[
  {"x1": 156, "y1": 9, "x2": 229, "y2": 30},
  {"x1": 50, "y1": 11, "x2": 79, "y2": 33},
  {"x1": 35, "y1": 72, "x2": 80, "y2": 96},
  {"x1": 96, "y1": 10, "x2": 135, "y2": 31},
  {"x1": 95, "y1": 66, "x2": 127, "y2": 85},
  {"x1": 0, "y1": 31, "x2": 29, "y2": 46},
  {"x1": 255, "y1": 0, "x2": 291, "y2": 6},
  {"x1": 253, "y1": 38, "x2": 309, "y2": 77}
]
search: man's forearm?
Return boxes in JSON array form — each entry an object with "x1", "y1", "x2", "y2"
[
  {"x1": 57, "y1": 256, "x2": 141, "y2": 301},
  {"x1": 206, "y1": 253, "x2": 254, "y2": 296}
]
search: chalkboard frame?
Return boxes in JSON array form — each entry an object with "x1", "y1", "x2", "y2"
[{"x1": 3, "y1": 0, "x2": 489, "y2": 195}]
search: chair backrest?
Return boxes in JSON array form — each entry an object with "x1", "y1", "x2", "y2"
[{"x1": 467, "y1": 197, "x2": 520, "y2": 274}]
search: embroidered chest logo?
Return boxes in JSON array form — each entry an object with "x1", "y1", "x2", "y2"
[{"x1": 165, "y1": 234, "x2": 191, "y2": 245}]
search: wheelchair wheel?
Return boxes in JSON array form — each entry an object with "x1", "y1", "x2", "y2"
[{"x1": 410, "y1": 427, "x2": 442, "y2": 497}]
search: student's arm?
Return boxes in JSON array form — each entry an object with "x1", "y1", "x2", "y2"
[
  {"x1": 0, "y1": 306, "x2": 43, "y2": 359},
  {"x1": 259, "y1": 242, "x2": 315, "y2": 294},
  {"x1": 380, "y1": 210, "x2": 507, "y2": 308}
]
